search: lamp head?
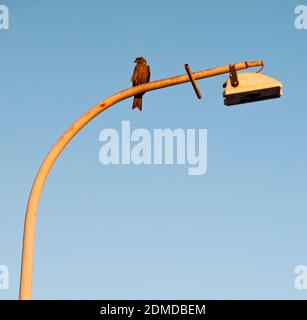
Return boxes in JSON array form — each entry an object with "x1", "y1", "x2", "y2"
[{"x1": 223, "y1": 72, "x2": 283, "y2": 106}]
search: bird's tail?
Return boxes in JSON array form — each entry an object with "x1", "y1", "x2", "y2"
[{"x1": 132, "y1": 95, "x2": 143, "y2": 111}]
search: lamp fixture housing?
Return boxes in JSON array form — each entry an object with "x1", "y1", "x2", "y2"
[{"x1": 223, "y1": 72, "x2": 283, "y2": 106}]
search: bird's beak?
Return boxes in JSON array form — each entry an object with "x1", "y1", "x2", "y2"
[{"x1": 134, "y1": 59, "x2": 137, "y2": 63}]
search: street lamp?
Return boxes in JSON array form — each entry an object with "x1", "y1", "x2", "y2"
[
  {"x1": 19, "y1": 60, "x2": 282, "y2": 300},
  {"x1": 223, "y1": 67, "x2": 283, "y2": 106}
]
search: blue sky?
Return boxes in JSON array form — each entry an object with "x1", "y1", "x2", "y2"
[{"x1": 0, "y1": 0, "x2": 307, "y2": 299}]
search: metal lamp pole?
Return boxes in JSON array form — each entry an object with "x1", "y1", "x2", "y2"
[{"x1": 19, "y1": 60, "x2": 263, "y2": 300}]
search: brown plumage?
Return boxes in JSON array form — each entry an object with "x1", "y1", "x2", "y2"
[{"x1": 131, "y1": 57, "x2": 150, "y2": 111}]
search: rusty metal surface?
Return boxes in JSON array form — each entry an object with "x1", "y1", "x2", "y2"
[{"x1": 184, "y1": 63, "x2": 203, "y2": 99}]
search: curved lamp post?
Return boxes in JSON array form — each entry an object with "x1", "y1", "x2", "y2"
[{"x1": 19, "y1": 60, "x2": 273, "y2": 300}]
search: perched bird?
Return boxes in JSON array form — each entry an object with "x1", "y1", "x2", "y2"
[{"x1": 131, "y1": 57, "x2": 150, "y2": 111}]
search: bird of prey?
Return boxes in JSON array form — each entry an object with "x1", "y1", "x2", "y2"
[{"x1": 131, "y1": 57, "x2": 150, "y2": 111}]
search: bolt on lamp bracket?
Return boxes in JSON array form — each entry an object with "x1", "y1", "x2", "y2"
[
  {"x1": 227, "y1": 61, "x2": 265, "y2": 88},
  {"x1": 229, "y1": 64, "x2": 239, "y2": 87}
]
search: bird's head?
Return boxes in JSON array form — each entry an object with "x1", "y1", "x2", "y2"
[{"x1": 134, "y1": 57, "x2": 147, "y2": 64}]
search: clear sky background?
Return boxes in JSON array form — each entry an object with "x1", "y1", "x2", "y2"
[{"x1": 0, "y1": 0, "x2": 306, "y2": 299}]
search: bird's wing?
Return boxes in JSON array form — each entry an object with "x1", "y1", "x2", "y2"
[
  {"x1": 147, "y1": 65, "x2": 151, "y2": 82},
  {"x1": 131, "y1": 64, "x2": 139, "y2": 85}
]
